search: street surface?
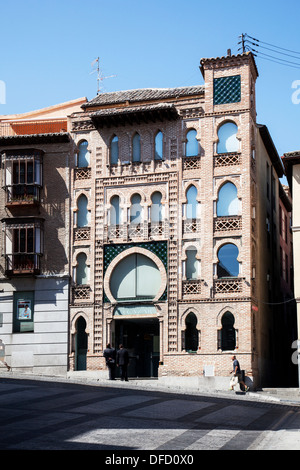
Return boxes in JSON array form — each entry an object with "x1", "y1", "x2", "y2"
[{"x1": 0, "y1": 377, "x2": 300, "y2": 453}]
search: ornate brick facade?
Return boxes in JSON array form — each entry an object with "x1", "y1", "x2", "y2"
[{"x1": 68, "y1": 52, "x2": 286, "y2": 388}]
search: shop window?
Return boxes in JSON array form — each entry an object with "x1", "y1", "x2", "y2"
[
  {"x1": 217, "y1": 243, "x2": 239, "y2": 277},
  {"x1": 186, "y1": 129, "x2": 198, "y2": 157},
  {"x1": 110, "y1": 135, "x2": 119, "y2": 165},
  {"x1": 78, "y1": 140, "x2": 90, "y2": 167},
  {"x1": 13, "y1": 291, "x2": 34, "y2": 333},
  {"x1": 217, "y1": 122, "x2": 239, "y2": 154},
  {"x1": 155, "y1": 131, "x2": 163, "y2": 160},
  {"x1": 132, "y1": 133, "x2": 141, "y2": 162},
  {"x1": 217, "y1": 182, "x2": 239, "y2": 216}
]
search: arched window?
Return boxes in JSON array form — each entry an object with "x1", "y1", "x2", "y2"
[
  {"x1": 217, "y1": 122, "x2": 239, "y2": 154},
  {"x1": 110, "y1": 253, "x2": 161, "y2": 301},
  {"x1": 186, "y1": 185, "x2": 198, "y2": 220},
  {"x1": 77, "y1": 194, "x2": 89, "y2": 228},
  {"x1": 155, "y1": 131, "x2": 163, "y2": 160},
  {"x1": 78, "y1": 140, "x2": 90, "y2": 167},
  {"x1": 130, "y1": 193, "x2": 142, "y2": 224},
  {"x1": 132, "y1": 133, "x2": 141, "y2": 162},
  {"x1": 217, "y1": 243, "x2": 239, "y2": 277},
  {"x1": 76, "y1": 253, "x2": 88, "y2": 285},
  {"x1": 75, "y1": 316, "x2": 88, "y2": 371},
  {"x1": 184, "y1": 312, "x2": 198, "y2": 352},
  {"x1": 110, "y1": 135, "x2": 119, "y2": 165},
  {"x1": 186, "y1": 247, "x2": 198, "y2": 279},
  {"x1": 150, "y1": 191, "x2": 163, "y2": 223},
  {"x1": 186, "y1": 129, "x2": 198, "y2": 157},
  {"x1": 221, "y1": 312, "x2": 236, "y2": 351},
  {"x1": 217, "y1": 182, "x2": 239, "y2": 216},
  {"x1": 110, "y1": 195, "x2": 121, "y2": 225}
]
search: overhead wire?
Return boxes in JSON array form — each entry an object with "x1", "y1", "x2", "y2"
[{"x1": 238, "y1": 33, "x2": 300, "y2": 69}]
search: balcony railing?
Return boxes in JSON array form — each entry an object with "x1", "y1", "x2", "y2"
[
  {"x1": 5, "y1": 253, "x2": 41, "y2": 275},
  {"x1": 105, "y1": 222, "x2": 168, "y2": 241},
  {"x1": 5, "y1": 184, "x2": 41, "y2": 206},
  {"x1": 0, "y1": 119, "x2": 68, "y2": 137},
  {"x1": 214, "y1": 216, "x2": 242, "y2": 232},
  {"x1": 214, "y1": 277, "x2": 244, "y2": 294},
  {"x1": 72, "y1": 285, "x2": 91, "y2": 302}
]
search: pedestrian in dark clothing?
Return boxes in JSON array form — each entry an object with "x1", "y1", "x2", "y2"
[
  {"x1": 229, "y1": 355, "x2": 249, "y2": 391},
  {"x1": 117, "y1": 344, "x2": 129, "y2": 381},
  {"x1": 103, "y1": 343, "x2": 116, "y2": 380}
]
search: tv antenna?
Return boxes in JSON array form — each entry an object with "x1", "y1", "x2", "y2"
[{"x1": 91, "y1": 57, "x2": 116, "y2": 95}]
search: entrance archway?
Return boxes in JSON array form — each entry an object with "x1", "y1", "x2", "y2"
[
  {"x1": 114, "y1": 316, "x2": 159, "y2": 378},
  {"x1": 75, "y1": 316, "x2": 88, "y2": 371}
]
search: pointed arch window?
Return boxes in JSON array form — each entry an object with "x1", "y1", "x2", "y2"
[
  {"x1": 186, "y1": 247, "x2": 199, "y2": 280},
  {"x1": 186, "y1": 185, "x2": 198, "y2": 220},
  {"x1": 217, "y1": 122, "x2": 239, "y2": 154},
  {"x1": 220, "y1": 312, "x2": 236, "y2": 351},
  {"x1": 150, "y1": 191, "x2": 163, "y2": 223},
  {"x1": 186, "y1": 129, "x2": 198, "y2": 157},
  {"x1": 132, "y1": 133, "x2": 141, "y2": 162},
  {"x1": 184, "y1": 312, "x2": 198, "y2": 352},
  {"x1": 217, "y1": 243, "x2": 239, "y2": 277},
  {"x1": 217, "y1": 182, "x2": 239, "y2": 216},
  {"x1": 78, "y1": 140, "x2": 90, "y2": 167},
  {"x1": 77, "y1": 194, "x2": 89, "y2": 228},
  {"x1": 110, "y1": 195, "x2": 121, "y2": 225},
  {"x1": 130, "y1": 193, "x2": 142, "y2": 224},
  {"x1": 155, "y1": 131, "x2": 163, "y2": 160},
  {"x1": 76, "y1": 253, "x2": 88, "y2": 285},
  {"x1": 110, "y1": 135, "x2": 119, "y2": 165}
]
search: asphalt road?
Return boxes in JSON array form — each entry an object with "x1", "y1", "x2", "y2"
[{"x1": 0, "y1": 377, "x2": 300, "y2": 454}]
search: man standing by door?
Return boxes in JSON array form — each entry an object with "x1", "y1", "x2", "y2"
[
  {"x1": 103, "y1": 343, "x2": 116, "y2": 380},
  {"x1": 117, "y1": 344, "x2": 129, "y2": 381}
]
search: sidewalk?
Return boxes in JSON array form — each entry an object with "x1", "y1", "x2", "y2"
[{"x1": 1, "y1": 369, "x2": 300, "y2": 406}]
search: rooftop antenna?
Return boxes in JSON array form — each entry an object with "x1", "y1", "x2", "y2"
[{"x1": 91, "y1": 57, "x2": 116, "y2": 95}]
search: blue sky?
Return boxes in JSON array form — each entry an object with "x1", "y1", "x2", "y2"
[{"x1": 1, "y1": 0, "x2": 300, "y2": 158}]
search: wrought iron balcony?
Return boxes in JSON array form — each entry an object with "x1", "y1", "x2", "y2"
[
  {"x1": 4, "y1": 184, "x2": 41, "y2": 206},
  {"x1": 5, "y1": 253, "x2": 41, "y2": 275}
]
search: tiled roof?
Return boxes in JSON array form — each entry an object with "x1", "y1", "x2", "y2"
[
  {"x1": 91, "y1": 102, "x2": 177, "y2": 117},
  {"x1": 0, "y1": 133, "x2": 70, "y2": 145},
  {"x1": 83, "y1": 85, "x2": 204, "y2": 108}
]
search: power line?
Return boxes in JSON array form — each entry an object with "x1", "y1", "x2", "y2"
[
  {"x1": 238, "y1": 33, "x2": 300, "y2": 70},
  {"x1": 246, "y1": 34, "x2": 300, "y2": 56}
]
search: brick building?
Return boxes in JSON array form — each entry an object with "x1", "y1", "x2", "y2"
[
  {"x1": 0, "y1": 52, "x2": 291, "y2": 388},
  {"x1": 68, "y1": 52, "x2": 287, "y2": 389}
]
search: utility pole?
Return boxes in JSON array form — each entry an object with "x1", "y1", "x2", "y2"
[{"x1": 239, "y1": 33, "x2": 246, "y2": 53}]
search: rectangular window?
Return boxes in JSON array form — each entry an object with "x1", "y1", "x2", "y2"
[
  {"x1": 213, "y1": 75, "x2": 241, "y2": 105},
  {"x1": 13, "y1": 291, "x2": 34, "y2": 333},
  {"x1": 3, "y1": 219, "x2": 43, "y2": 275},
  {"x1": 2, "y1": 150, "x2": 43, "y2": 204}
]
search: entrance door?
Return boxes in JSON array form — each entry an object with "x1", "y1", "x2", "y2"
[
  {"x1": 75, "y1": 316, "x2": 87, "y2": 371},
  {"x1": 115, "y1": 317, "x2": 159, "y2": 378}
]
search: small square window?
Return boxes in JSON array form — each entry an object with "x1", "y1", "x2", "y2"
[{"x1": 214, "y1": 75, "x2": 241, "y2": 105}]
